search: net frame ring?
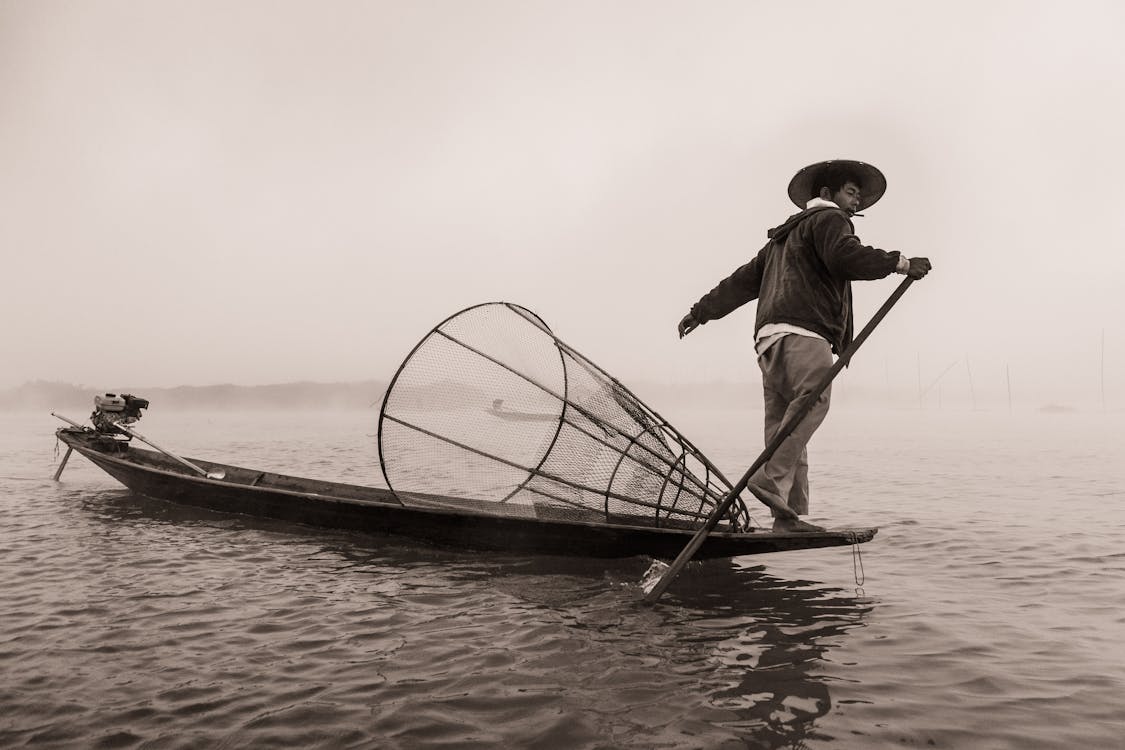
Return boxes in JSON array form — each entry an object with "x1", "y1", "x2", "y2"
[
  {"x1": 376, "y1": 302, "x2": 568, "y2": 505},
  {"x1": 376, "y1": 300, "x2": 752, "y2": 529}
]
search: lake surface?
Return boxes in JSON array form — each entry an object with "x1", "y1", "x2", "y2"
[{"x1": 2, "y1": 405, "x2": 1123, "y2": 748}]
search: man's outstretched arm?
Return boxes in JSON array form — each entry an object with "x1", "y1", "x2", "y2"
[{"x1": 676, "y1": 242, "x2": 770, "y2": 338}]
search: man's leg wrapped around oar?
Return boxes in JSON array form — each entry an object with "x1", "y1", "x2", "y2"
[{"x1": 749, "y1": 334, "x2": 832, "y2": 531}]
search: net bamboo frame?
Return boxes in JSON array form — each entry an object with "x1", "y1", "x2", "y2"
[{"x1": 377, "y1": 302, "x2": 751, "y2": 531}]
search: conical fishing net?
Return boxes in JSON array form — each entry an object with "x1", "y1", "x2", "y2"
[{"x1": 378, "y1": 302, "x2": 751, "y2": 531}]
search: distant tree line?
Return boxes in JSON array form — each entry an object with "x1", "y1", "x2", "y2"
[{"x1": 0, "y1": 380, "x2": 388, "y2": 411}]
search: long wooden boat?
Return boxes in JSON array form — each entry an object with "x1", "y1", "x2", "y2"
[{"x1": 55, "y1": 426, "x2": 876, "y2": 560}]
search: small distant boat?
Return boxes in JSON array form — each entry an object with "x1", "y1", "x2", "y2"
[{"x1": 54, "y1": 425, "x2": 875, "y2": 560}]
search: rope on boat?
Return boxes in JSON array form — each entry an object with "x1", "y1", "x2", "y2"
[{"x1": 848, "y1": 530, "x2": 866, "y2": 588}]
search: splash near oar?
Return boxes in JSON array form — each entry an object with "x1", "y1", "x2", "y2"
[{"x1": 377, "y1": 302, "x2": 752, "y2": 530}]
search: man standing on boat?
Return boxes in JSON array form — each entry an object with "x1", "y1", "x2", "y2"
[{"x1": 676, "y1": 160, "x2": 931, "y2": 532}]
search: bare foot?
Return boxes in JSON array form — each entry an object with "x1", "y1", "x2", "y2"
[{"x1": 772, "y1": 517, "x2": 827, "y2": 533}]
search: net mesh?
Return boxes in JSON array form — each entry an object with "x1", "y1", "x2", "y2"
[{"x1": 378, "y1": 302, "x2": 751, "y2": 531}]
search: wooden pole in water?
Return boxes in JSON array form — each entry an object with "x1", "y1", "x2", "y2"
[
  {"x1": 1006, "y1": 364, "x2": 1012, "y2": 414},
  {"x1": 53, "y1": 447, "x2": 73, "y2": 481},
  {"x1": 919, "y1": 360, "x2": 958, "y2": 400},
  {"x1": 49, "y1": 412, "x2": 85, "y2": 480},
  {"x1": 966, "y1": 356, "x2": 977, "y2": 411},
  {"x1": 917, "y1": 353, "x2": 923, "y2": 409},
  {"x1": 1101, "y1": 328, "x2": 1106, "y2": 412},
  {"x1": 642, "y1": 278, "x2": 916, "y2": 604}
]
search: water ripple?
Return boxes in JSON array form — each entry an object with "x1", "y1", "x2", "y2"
[{"x1": 2, "y1": 409, "x2": 1122, "y2": 748}]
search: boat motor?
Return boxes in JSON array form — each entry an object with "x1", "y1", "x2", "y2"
[{"x1": 91, "y1": 393, "x2": 149, "y2": 435}]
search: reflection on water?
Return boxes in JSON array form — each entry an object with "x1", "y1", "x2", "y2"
[
  {"x1": 51, "y1": 482, "x2": 873, "y2": 749},
  {"x1": 4, "y1": 408, "x2": 1124, "y2": 748},
  {"x1": 658, "y1": 564, "x2": 870, "y2": 748},
  {"x1": 325, "y1": 537, "x2": 872, "y2": 750}
]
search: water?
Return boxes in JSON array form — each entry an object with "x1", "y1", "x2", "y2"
[{"x1": 2, "y1": 406, "x2": 1123, "y2": 748}]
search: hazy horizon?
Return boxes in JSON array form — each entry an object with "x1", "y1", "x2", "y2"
[
  {"x1": 7, "y1": 374, "x2": 1113, "y2": 415},
  {"x1": 3, "y1": 2, "x2": 1123, "y2": 409}
]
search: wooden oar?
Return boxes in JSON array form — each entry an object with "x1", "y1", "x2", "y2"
[
  {"x1": 114, "y1": 423, "x2": 227, "y2": 480},
  {"x1": 642, "y1": 277, "x2": 915, "y2": 604},
  {"x1": 51, "y1": 412, "x2": 226, "y2": 481}
]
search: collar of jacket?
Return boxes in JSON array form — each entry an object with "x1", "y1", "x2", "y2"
[
  {"x1": 805, "y1": 197, "x2": 840, "y2": 209},
  {"x1": 766, "y1": 205, "x2": 849, "y2": 243}
]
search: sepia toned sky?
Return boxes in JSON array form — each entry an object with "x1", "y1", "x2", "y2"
[{"x1": 2, "y1": 1, "x2": 1123, "y2": 407}]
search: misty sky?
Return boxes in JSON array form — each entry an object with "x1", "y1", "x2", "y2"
[{"x1": 3, "y1": 1, "x2": 1123, "y2": 407}]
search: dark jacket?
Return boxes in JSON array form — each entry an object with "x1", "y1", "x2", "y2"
[{"x1": 689, "y1": 206, "x2": 902, "y2": 354}]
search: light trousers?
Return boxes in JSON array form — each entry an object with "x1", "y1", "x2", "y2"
[{"x1": 752, "y1": 334, "x2": 833, "y2": 517}]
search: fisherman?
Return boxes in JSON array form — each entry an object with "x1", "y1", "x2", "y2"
[{"x1": 677, "y1": 160, "x2": 931, "y2": 532}]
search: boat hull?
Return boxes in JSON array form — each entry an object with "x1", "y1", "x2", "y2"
[{"x1": 57, "y1": 428, "x2": 876, "y2": 560}]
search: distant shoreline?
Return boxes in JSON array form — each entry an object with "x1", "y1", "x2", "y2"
[
  {"x1": 3, "y1": 379, "x2": 1110, "y2": 414},
  {"x1": 0, "y1": 380, "x2": 388, "y2": 412},
  {"x1": 5, "y1": 379, "x2": 764, "y2": 412}
]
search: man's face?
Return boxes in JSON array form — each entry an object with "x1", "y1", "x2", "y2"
[{"x1": 829, "y1": 181, "x2": 863, "y2": 214}]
